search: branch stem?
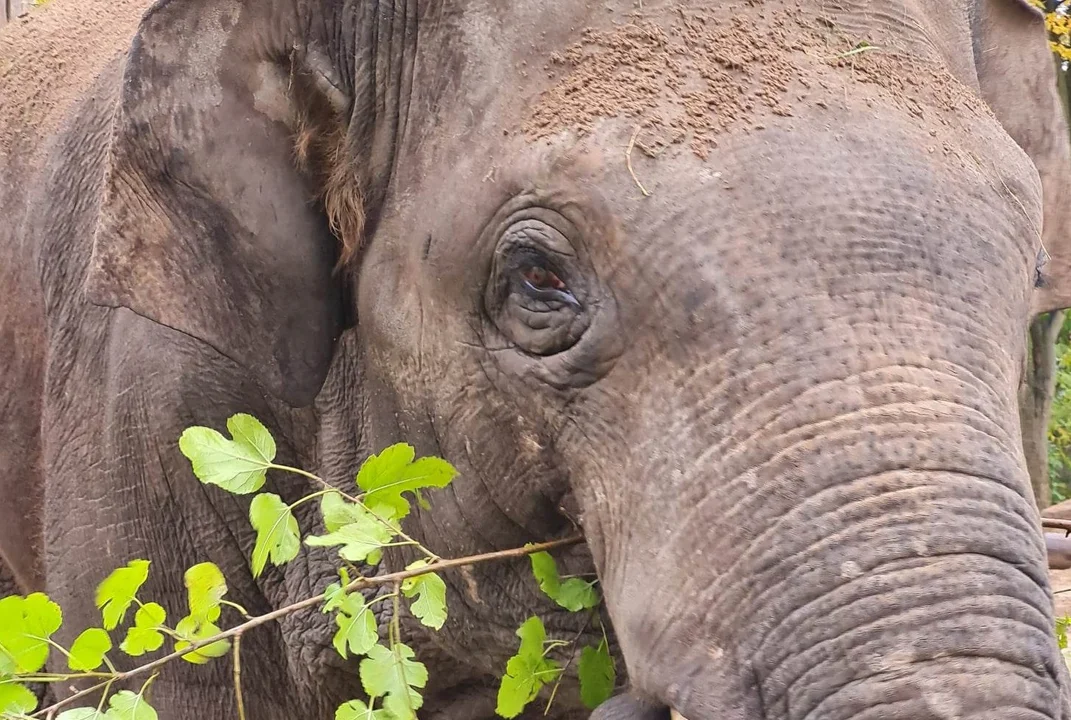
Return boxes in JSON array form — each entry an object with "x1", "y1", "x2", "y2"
[
  {"x1": 31, "y1": 535, "x2": 583, "y2": 718},
  {"x1": 233, "y1": 634, "x2": 246, "y2": 720}
]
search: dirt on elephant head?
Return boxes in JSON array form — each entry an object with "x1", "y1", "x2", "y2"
[
  {"x1": 0, "y1": 0, "x2": 150, "y2": 163},
  {"x1": 522, "y1": 4, "x2": 989, "y2": 160}
]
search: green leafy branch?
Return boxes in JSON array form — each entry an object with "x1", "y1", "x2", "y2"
[
  {"x1": 494, "y1": 549, "x2": 615, "y2": 717},
  {"x1": 2, "y1": 537, "x2": 580, "y2": 720},
  {"x1": 0, "y1": 414, "x2": 603, "y2": 720}
]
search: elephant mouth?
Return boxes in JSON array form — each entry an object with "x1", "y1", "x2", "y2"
[{"x1": 588, "y1": 695, "x2": 686, "y2": 719}]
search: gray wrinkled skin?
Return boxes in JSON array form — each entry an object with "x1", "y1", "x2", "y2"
[{"x1": 3, "y1": 0, "x2": 1071, "y2": 718}]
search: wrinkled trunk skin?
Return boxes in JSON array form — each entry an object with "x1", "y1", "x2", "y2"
[
  {"x1": 552, "y1": 105, "x2": 1071, "y2": 717},
  {"x1": 589, "y1": 381, "x2": 1066, "y2": 718},
  {"x1": 1020, "y1": 311, "x2": 1064, "y2": 511}
]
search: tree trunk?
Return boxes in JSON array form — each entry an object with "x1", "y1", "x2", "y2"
[{"x1": 1021, "y1": 311, "x2": 1065, "y2": 510}]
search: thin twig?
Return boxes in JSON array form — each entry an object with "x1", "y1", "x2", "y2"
[
  {"x1": 232, "y1": 634, "x2": 246, "y2": 720},
  {"x1": 391, "y1": 580, "x2": 415, "y2": 717},
  {"x1": 32, "y1": 535, "x2": 583, "y2": 718},
  {"x1": 1045, "y1": 518, "x2": 1071, "y2": 533},
  {"x1": 94, "y1": 678, "x2": 114, "y2": 715},
  {"x1": 827, "y1": 43, "x2": 881, "y2": 61},
  {"x1": 626, "y1": 125, "x2": 651, "y2": 197},
  {"x1": 271, "y1": 464, "x2": 361, "y2": 504},
  {"x1": 542, "y1": 611, "x2": 596, "y2": 715},
  {"x1": 390, "y1": 583, "x2": 402, "y2": 648}
]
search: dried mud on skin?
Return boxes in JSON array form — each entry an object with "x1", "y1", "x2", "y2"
[
  {"x1": 0, "y1": 0, "x2": 149, "y2": 160},
  {"x1": 523, "y1": 5, "x2": 989, "y2": 160}
]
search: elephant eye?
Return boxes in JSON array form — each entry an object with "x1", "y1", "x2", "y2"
[
  {"x1": 485, "y1": 219, "x2": 590, "y2": 356},
  {"x1": 515, "y1": 260, "x2": 580, "y2": 308},
  {"x1": 522, "y1": 264, "x2": 566, "y2": 291}
]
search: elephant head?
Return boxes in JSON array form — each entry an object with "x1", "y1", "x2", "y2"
[{"x1": 83, "y1": 0, "x2": 1071, "y2": 717}]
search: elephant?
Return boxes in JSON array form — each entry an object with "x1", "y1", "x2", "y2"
[{"x1": 4, "y1": 0, "x2": 1071, "y2": 717}]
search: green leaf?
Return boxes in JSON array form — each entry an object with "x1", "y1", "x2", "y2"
[
  {"x1": 0, "y1": 592, "x2": 64, "y2": 673},
  {"x1": 20, "y1": 591, "x2": 63, "y2": 653},
  {"x1": 120, "y1": 626, "x2": 164, "y2": 658},
  {"x1": 577, "y1": 640, "x2": 615, "y2": 709},
  {"x1": 355, "y1": 444, "x2": 414, "y2": 498},
  {"x1": 54, "y1": 708, "x2": 105, "y2": 720},
  {"x1": 359, "y1": 643, "x2": 428, "y2": 720},
  {"x1": 323, "y1": 568, "x2": 352, "y2": 614},
  {"x1": 401, "y1": 562, "x2": 447, "y2": 630},
  {"x1": 0, "y1": 640, "x2": 11, "y2": 677},
  {"x1": 496, "y1": 617, "x2": 561, "y2": 719},
  {"x1": 249, "y1": 493, "x2": 301, "y2": 577},
  {"x1": 332, "y1": 595, "x2": 378, "y2": 659},
  {"x1": 135, "y1": 602, "x2": 166, "y2": 628},
  {"x1": 173, "y1": 616, "x2": 230, "y2": 665},
  {"x1": 178, "y1": 414, "x2": 276, "y2": 495},
  {"x1": 528, "y1": 551, "x2": 599, "y2": 612},
  {"x1": 102, "y1": 690, "x2": 158, "y2": 720},
  {"x1": 528, "y1": 552, "x2": 559, "y2": 595},
  {"x1": 555, "y1": 580, "x2": 600, "y2": 613},
  {"x1": 68, "y1": 628, "x2": 112, "y2": 672},
  {"x1": 95, "y1": 560, "x2": 150, "y2": 630},
  {"x1": 306, "y1": 496, "x2": 395, "y2": 565},
  {"x1": 184, "y1": 562, "x2": 227, "y2": 625},
  {"x1": 356, "y1": 445, "x2": 457, "y2": 520},
  {"x1": 0, "y1": 681, "x2": 37, "y2": 715},
  {"x1": 335, "y1": 700, "x2": 390, "y2": 720},
  {"x1": 321, "y1": 492, "x2": 372, "y2": 531},
  {"x1": 174, "y1": 563, "x2": 229, "y2": 665},
  {"x1": 120, "y1": 603, "x2": 166, "y2": 657}
]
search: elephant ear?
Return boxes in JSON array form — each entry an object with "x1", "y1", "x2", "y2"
[
  {"x1": 85, "y1": 0, "x2": 352, "y2": 407},
  {"x1": 971, "y1": 0, "x2": 1071, "y2": 316}
]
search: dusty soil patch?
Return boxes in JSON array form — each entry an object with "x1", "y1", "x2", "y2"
[
  {"x1": 0, "y1": 0, "x2": 149, "y2": 161},
  {"x1": 523, "y1": 5, "x2": 988, "y2": 159}
]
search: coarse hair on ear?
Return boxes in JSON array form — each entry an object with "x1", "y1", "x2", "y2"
[
  {"x1": 971, "y1": 0, "x2": 1071, "y2": 316},
  {"x1": 85, "y1": 0, "x2": 365, "y2": 406},
  {"x1": 289, "y1": 46, "x2": 366, "y2": 269}
]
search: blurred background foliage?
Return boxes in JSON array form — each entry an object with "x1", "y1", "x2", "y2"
[{"x1": 1048, "y1": 314, "x2": 1071, "y2": 502}]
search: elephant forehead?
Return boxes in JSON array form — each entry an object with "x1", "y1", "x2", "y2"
[
  {"x1": 621, "y1": 117, "x2": 1038, "y2": 299},
  {"x1": 391, "y1": 0, "x2": 1039, "y2": 308},
  {"x1": 403, "y1": 0, "x2": 1003, "y2": 195},
  {"x1": 521, "y1": 5, "x2": 818, "y2": 158},
  {"x1": 515, "y1": 3, "x2": 989, "y2": 160}
]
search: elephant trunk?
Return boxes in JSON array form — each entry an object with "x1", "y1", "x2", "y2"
[
  {"x1": 582, "y1": 390, "x2": 1069, "y2": 718},
  {"x1": 554, "y1": 115, "x2": 1071, "y2": 717}
]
